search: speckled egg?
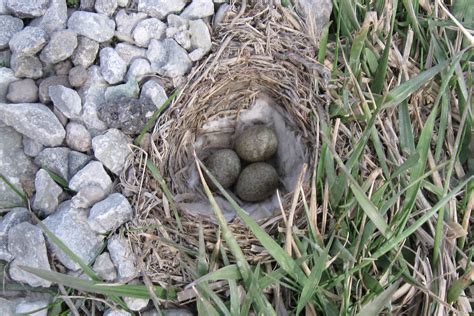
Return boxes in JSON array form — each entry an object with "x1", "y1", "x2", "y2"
[
  {"x1": 235, "y1": 162, "x2": 279, "y2": 202},
  {"x1": 204, "y1": 149, "x2": 241, "y2": 190},
  {"x1": 234, "y1": 125, "x2": 278, "y2": 162}
]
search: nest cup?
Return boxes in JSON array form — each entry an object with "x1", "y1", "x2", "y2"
[{"x1": 124, "y1": 1, "x2": 329, "y2": 288}]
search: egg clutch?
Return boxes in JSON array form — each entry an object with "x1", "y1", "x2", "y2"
[{"x1": 204, "y1": 125, "x2": 279, "y2": 202}]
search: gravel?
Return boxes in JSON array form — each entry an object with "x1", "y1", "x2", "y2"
[
  {"x1": 32, "y1": 169, "x2": 63, "y2": 216},
  {"x1": 0, "y1": 15, "x2": 23, "y2": 49},
  {"x1": 100, "y1": 47, "x2": 127, "y2": 84},
  {"x1": 67, "y1": 11, "x2": 116, "y2": 43},
  {"x1": 6, "y1": 79, "x2": 38, "y2": 103},
  {"x1": 66, "y1": 122, "x2": 92, "y2": 152},
  {"x1": 8, "y1": 26, "x2": 48, "y2": 55},
  {"x1": 39, "y1": 30, "x2": 78, "y2": 64},
  {"x1": 88, "y1": 193, "x2": 133, "y2": 233}
]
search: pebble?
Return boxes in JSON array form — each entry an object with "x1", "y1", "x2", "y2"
[
  {"x1": 42, "y1": 201, "x2": 104, "y2": 271},
  {"x1": 124, "y1": 282, "x2": 150, "y2": 310},
  {"x1": 69, "y1": 160, "x2": 113, "y2": 195},
  {"x1": 32, "y1": 169, "x2": 63, "y2": 216},
  {"x1": 72, "y1": 36, "x2": 100, "y2": 68},
  {"x1": 67, "y1": 11, "x2": 116, "y2": 43},
  {"x1": 140, "y1": 79, "x2": 168, "y2": 108},
  {"x1": 0, "y1": 67, "x2": 18, "y2": 102},
  {"x1": 0, "y1": 207, "x2": 30, "y2": 262},
  {"x1": 92, "y1": 129, "x2": 131, "y2": 174},
  {"x1": 38, "y1": 75, "x2": 70, "y2": 103},
  {"x1": 147, "y1": 39, "x2": 192, "y2": 78},
  {"x1": 104, "y1": 310, "x2": 132, "y2": 316},
  {"x1": 132, "y1": 18, "x2": 166, "y2": 47},
  {"x1": 95, "y1": 0, "x2": 118, "y2": 16},
  {"x1": 35, "y1": 0, "x2": 68, "y2": 33},
  {"x1": 66, "y1": 122, "x2": 92, "y2": 152},
  {"x1": 189, "y1": 19, "x2": 212, "y2": 53},
  {"x1": 49, "y1": 85, "x2": 82, "y2": 119},
  {"x1": 8, "y1": 222, "x2": 52, "y2": 287},
  {"x1": 115, "y1": 10, "x2": 147, "y2": 40},
  {"x1": 71, "y1": 184, "x2": 107, "y2": 209},
  {"x1": 108, "y1": 234, "x2": 138, "y2": 280},
  {"x1": 23, "y1": 137, "x2": 44, "y2": 157},
  {"x1": 126, "y1": 58, "x2": 151, "y2": 81},
  {"x1": 0, "y1": 15, "x2": 23, "y2": 49},
  {"x1": 8, "y1": 26, "x2": 48, "y2": 55},
  {"x1": 100, "y1": 47, "x2": 127, "y2": 84},
  {"x1": 114, "y1": 43, "x2": 147, "y2": 65},
  {"x1": 10, "y1": 53, "x2": 43, "y2": 79},
  {"x1": 181, "y1": 0, "x2": 214, "y2": 20},
  {"x1": 35, "y1": 147, "x2": 70, "y2": 180},
  {"x1": 117, "y1": 0, "x2": 129, "y2": 7},
  {"x1": 68, "y1": 150, "x2": 92, "y2": 179},
  {"x1": 6, "y1": 79, "x2": 38, "y2": 103},
  {"x1": 6, "y1": 0, "x2": 48, "y2": 18},
  {"x1": 68, "y1": 65, "x2": 88, "y2": 87},
  {"x1": 88, "y1": 193, "x2": 133, "y2": 233},
  {"x1": 104, "y1": 79, "x2": 140, "y2": 101},
  {"x1": 0, "y1": 103, "x2": 65, "y2": 146},
  {"x1": 54, "y1": 59, "x2": 73, "y2": 76},
  {"x1": 15, "y1": 299, "x2": 50, "y2": 316},
  {"x1": 40, "y1": 30, "x2": 78, "y2": 64},
  {"x1": 138, "y1": 0, "x2": 187, "y2": 19},
  {"x1": 93, "y1": 252, "x2": 117, "y2": 281}
]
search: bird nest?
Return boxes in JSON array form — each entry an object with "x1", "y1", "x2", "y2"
[{"x1": 122, "y1": 0, "x2": 336, "y2": 290}]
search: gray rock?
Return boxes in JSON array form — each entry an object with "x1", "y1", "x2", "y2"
[
  {"x1": 72, "y1": 36, "x2": 99, "y2": 68},
  {"x1": 181, "y1": 0, "x2": 214, "y2": 20},
  {"x1": 40, "y1": 30, "x2": 78, "y2": 64},
  {"x1": 104, "y1": 310, "x2": 132, "y2": 316},
  {"x1": 173, "y1": 30, "x2": 191, "y2": 50},
  {"x1": 115, "y1": 9, "x2": 147, "y2": 40},
  {"x1": 213, "y1": 3, "x2": 230, "y2": 26},
  {"x1": 100, "y1": 47, "x2": 127, "y2": 84},
  {"x1": 167, "y1": 14, "x2": 189, "y2": 30},
  {"x1": 189, "y1": 19, "x2": 211, "y2": 54},
  {"x1": 0, "y1": 103, "x2": 65, "y2": 146},
  {"x1": 6, "y1": 79, "x2": 38, "y2": 103},
  {"x1": 0, "y1": 0, "x2": 7, "y2": 14},
  {"x1": 147, "y1": 39, "x2": 192, "y2": 78},
  {"x1": 69, "y1": 160, "x2": 112, "y2": 194},
  {"x1": 6, "y1": 0, "x2": 49, "y2": 18},
  {"x1": 54, "y1": 59, "x2": 73, "y2": 76},
  {"x1": 124, "y1": 286, "x2": 149, "y2": 311},
  {"x1": 80, "y1": 0, "x2": 95, "y2": 10},
  {"x1": 8, "y1": 26, "x2": 48, "y2": 56},
  {"x1": 95, "y1": 0, "x2": 118, "y2": 16},
  {"x1": 0, "y1": 15, "x2": 23, "y2": 49},
  {"x1": 8, "y1": 222, "x2": 51, "y2": 287},
  {"x1": 132, "y1": 18, "x2": 166, "y2": 48},
  {"x1": 68, "y1": 65, "x2": 88, "y2": 88},
  {"x1": 42, "y1": 201, "x2": 104, "y2": 270},
  {"x1": 138, "y1": 0, "x2": 187, "y2": 19},
  {"x1": 0, "y1": 298, "x2": 15, "y2": 315},
  {"x1": 88, "y1": 193, "x2": 132, "y2": 233},
  {"x1": 32, "y1": 169, "x2": 62, "y2": 216},
  {"x1": 15, "y1": 299, "x2": 49, "y2": 316},
  {"x1": 92, "y1": 129, "x2": 130, "y2": 174},
  {"x1": 66, "y1": 122, "x2": 92, "y2": 152},
  {"x1": 126, "y1": 58, "x2": 151, "y2": 81},
  {"x1": 98, "y1": 96, "x2": 156, "y2": 135},
  {"x1": 53, "y1": 106, "x2": 68, "y2": 126},
  {"x1": 0, "y1": 207, "x2": 30, "y2": 262},
  {"x1": 0, "y1": 123, "x2": 36, "y2": 208},
  {"x1": 0, "y1": 67, "x2": 18, "y2": 102},
  {"x1": 104, "y1": 80, "x2": 139, "y2": 101},
  {"x1": 108, "y1": 234, "x2": 138, "y2": 280},
  {"x1": 0, "y1": 50, "x2": 11, "y2": 67},
  {"x1": 35, "y1": 0, "x2": 68, "y2": 33},
  {"x1": 114, "y1": 43, "x2": 146, "y2": 65},
  {"x1": 23, "y1": 137, "x2": 43, "y2": 157},
  {"x1": 71, "y1": 184, "x2": 106, "y2": 209},
  {"x1": 68, "y1": 11, "x2": 116, "y2": 43},
  {"x1": 68, "y1": 151, "x2": 92, "y2": 179},
  {"x1": 79, "y1": 66, "x2": 109, "y2": 132},
  {"x1": 38, "y1": 75, "x2": 70, "y2": 103},
  {"x1": 35, "y1": 147, "x2": 70, "y2": 180},
  {"x1": 117, "y1": 0, "x2": 129, "y2": 7},
  {"x1": 188, "y1": 48, "x2": 206, "y2": 62},
  {"x1": 141, "y1": 79, "x2": 167, "y2": 108},
  {"x1": 93, "y1": 252, "x2": 116, "y2": 281},
  {"x1": 10, "y1": 53, "x2": 43, "y2": 79},
  {"x1": 49, "y1": 85, "x2": 82, "y2": 119}
]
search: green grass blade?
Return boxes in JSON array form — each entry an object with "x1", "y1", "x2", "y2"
[
  {"x1": 188, "y1": 265, "x2": 241, "y2": 287},
  {"x1": 0, "y1": 173, "x2": 27, "y2": 204},
  {"x1": 447, "y1": 267, "x2": 474, "y2": 304},
  {"x1": 356, "y1": 280, "x2": 402, "y2": 316}
]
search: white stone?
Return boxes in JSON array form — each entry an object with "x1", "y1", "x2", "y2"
[
  {"x1": 181, "y1": 0, "x2": 214, "y2": 20},
  {"x1": 126, "y1": 58, "x2": 151, "y2": 81},
  {"x1": 104, "y1": 310, "x2": 132, "y2": 316},
  {"x1": 92, "y1": 129, "x2": 131, "y2": 174},
  {"x1": 68, "y1": 11, "x2": 116, "y2": 43},
  {"x1": 69, "y1": 161, "x2": 113, "y2": 194},
  {"x1": 117, "y1": 0, "x2": 129, "y2": 7},
  {"x1": 125, "y1": 295, "x2": 149, "y2": 311},
  {"x1": 189, "y1": 19, "x2": 212, "y2": 53},
  {"x1": 49, "y1": 85, "x2": 82, "y2": 119},
  {"x1": 108, "y1": 234, "x2": 138, "y2": 280},
  {"x1": 0, "y1": 103, "x2": 65, "y2": 147},
  {"x1": 93, "y1": 252, "x2": 117, "y2": 281},
  {"x1": 146, "y1": 39, "x2": 192, "y2": 78},
  {"x1": 66, "y1": 122, "x2": 92, "y2": 152},
  {"x1": 8, "y1": 222, "x2": 52, "y2": 287},
  {"x1": 132, "y1": 18, "x2": 166, "y2": 47},
  {"x1": 88, "y1": 193, "x2": 133, "y2": 233},
  {"x1": 8, "y1": 26, "x2": 48, "y2": 55},
  {"x1": 100, "y1": 47, "x2": 127, "y2": 84},
  {"x1": 42, "y1": 201, "x2": 104, "y2": 271},
  {"x1": 32, "y1": 169, "x2": 62, "y2": 216},
  {"x1": 138, "y1": 0, "x2": 187, "y2": 19},
  {"x1": 140, "y1": 79, "x2": 168, "y2": 108},
  {"x1": 95, "y1": 0, "x2": 118, "y2": 16},
  {"x1": 15, "y1": 299, "x2": 49, "y2": 316}
]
